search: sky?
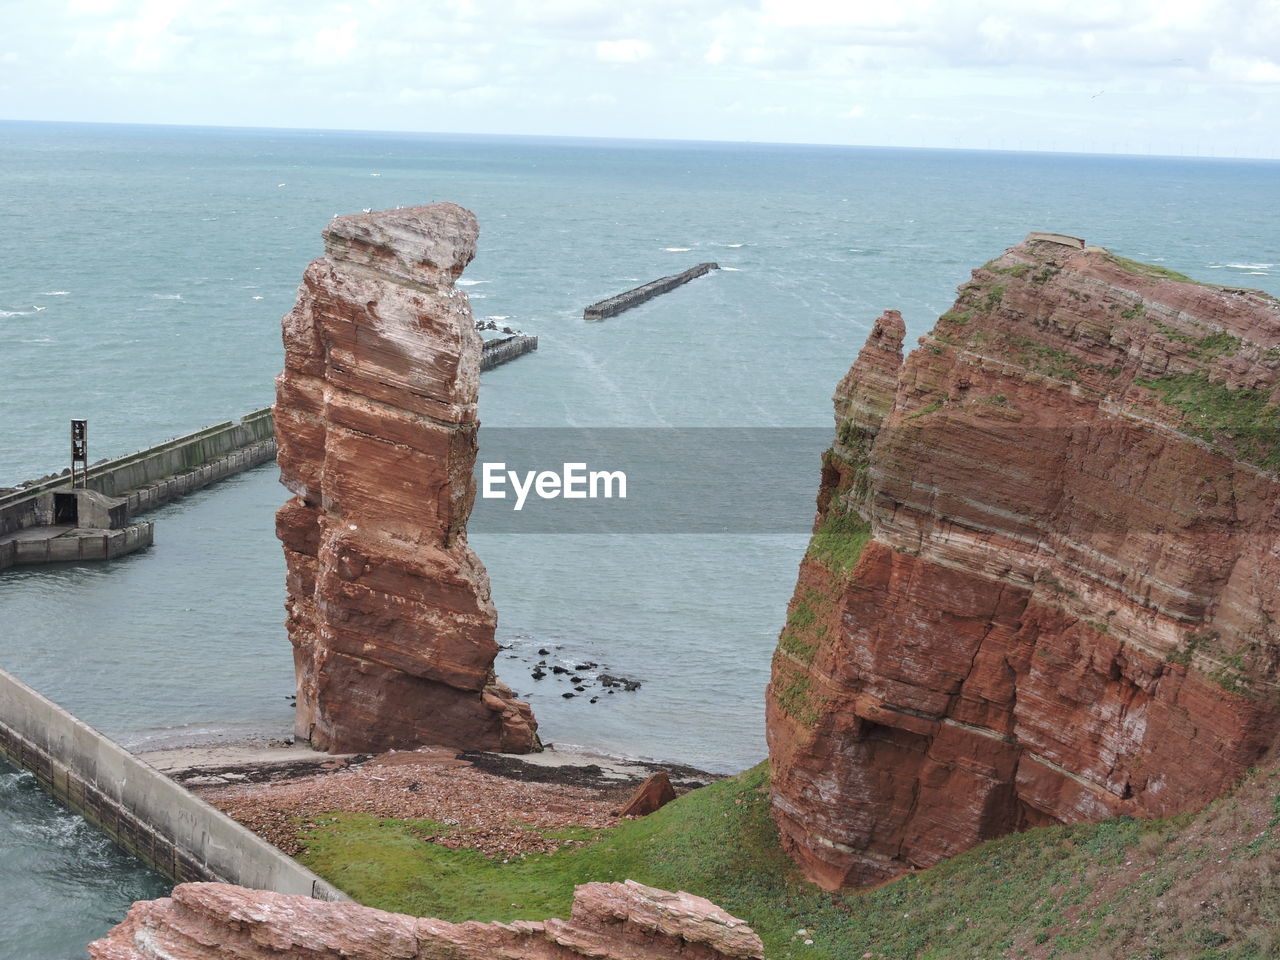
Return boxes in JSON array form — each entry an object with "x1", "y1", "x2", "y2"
[{"x1": 3, "y1": 0, "x2": 1279, "y2": 157}]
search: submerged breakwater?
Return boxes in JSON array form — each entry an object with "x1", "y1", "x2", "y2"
[
  {"x1": 481, "y1": 333, "x2": 539, "y2": 370},
  {"x1": 583, "y1": 263, "x2": 719, "y2": 320}
]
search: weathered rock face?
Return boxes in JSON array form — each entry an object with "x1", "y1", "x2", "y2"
[
  {"x1": 88, "y1": 880, "x2": 765, "y2": 960},
  {"x1": 618, "y1": 771, "x2": 678, "y2": 817},
  {"x1": 767, "y1": 236, "x2": 1280, "y2": 890},
  {"x1": 275, "y1": 203, "x2": 538, "y2": 754}
]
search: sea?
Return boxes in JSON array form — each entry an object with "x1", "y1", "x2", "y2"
[{"x1": 1, "y1": 119, "x2": 1277, "y2": 957}]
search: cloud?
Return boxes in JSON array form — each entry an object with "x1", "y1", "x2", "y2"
[
  {"x1": 94, "y1": 0, "x2": 192, "y2": 72},
  {"x1": 595, "y1": 38, "x2": 655, "y2": 62},
  {"x1": 1, "y1": 0, "x2": 1275, "y2": 155},
  {"x1": 310, "y1": 20, "x2": 359, "y2": 62},
  {"x1": 1211, "y1": 52, "x2": 1280, "y2": 84}
]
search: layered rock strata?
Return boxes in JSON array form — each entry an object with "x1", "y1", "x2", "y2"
[
  {"x1": 275, "y1": 203, "x2": 537, "y2": 754},
  {"x1": 88, "y1": 880, "x2": 765, "y2": 960},
  {"x1": 767, "y1": 236, "x2": 1280, "y2": 889}
]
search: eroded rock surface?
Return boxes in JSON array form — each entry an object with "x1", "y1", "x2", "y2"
[
  {"x1": 767, "y1": 236, "x2": 1280, "y2": 889},
  {"x1": 618, "y1": 771, "x2": 677, "y2": 817},
  {"x1": 88, "y1": 880, "x2": 765, "y2": 960},
  {"x1": 275, "y1": 203, "x2": 537, "y2": 754}
]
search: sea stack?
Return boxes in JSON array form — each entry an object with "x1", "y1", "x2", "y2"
[
  {"x1": 273, "y1": 203, "x2": 538, "y2": 754},
  {"x1": 767, "y1": 234, "x2": 1280, "y2": 890}
]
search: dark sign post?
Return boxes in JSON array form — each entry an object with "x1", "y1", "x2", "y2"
[{"x1": 71, "y1": 419, "x2": 88, "y2": 488}]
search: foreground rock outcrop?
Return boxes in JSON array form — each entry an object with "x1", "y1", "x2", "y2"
[
  {"x1": 767, "y1": 234, "x2": 1280, "y2": 889},
  {"x1": 275, "y1": 203, "x2": 538, "y2": 754},
  {"x1": 88, "y1": 880, "x2": 765, "y2": 960}
]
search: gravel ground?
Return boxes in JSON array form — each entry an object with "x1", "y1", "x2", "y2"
[{"x1": 190, "y1": 747, "x2": 697, "y2": 858}]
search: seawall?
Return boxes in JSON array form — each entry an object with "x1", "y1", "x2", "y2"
[
  {"x1": 480, "y1": 334, "x2": 538, "y2": 371},
  {"x1": 0, "y1": 666, "x2": 348, "y2": 900},
  {"x1": 584, "y1": 262, "x2": 719, "y2": 320},
  {"x1": 1, "y1": 522, "x2": 154, "y2": 568},
  {"x1": 0, "y1": 410, "x2": 276, "y2": 570},
  {"x1": 0, "y1": 408, "x2": 275, "y2": 527}
]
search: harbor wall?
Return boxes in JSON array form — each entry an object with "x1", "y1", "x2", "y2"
[
  {"x1": 0, "y1": 666, "x2": 348, "y2": 901},
  {"x1": 480, "y1": 334, "x2": 538, "y2": 371},
  {"x1": 584, "y1": 262, "x2": 719, "y2": 320},
  {"x1": 0, "y1": 410, "x2": 276, "y2": 539},
  {"x1": 7, "y1": 522, "x2": 154, "y2": 566}
]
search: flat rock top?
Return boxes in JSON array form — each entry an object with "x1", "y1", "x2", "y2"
[
  {"x1": 1019, "y1": 239, "x2": 1280, "y2": 347},
  {"x1": 322, "y1": 202, "x2": 478, "y2": 284}
]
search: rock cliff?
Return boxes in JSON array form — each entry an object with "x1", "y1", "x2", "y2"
[
  {"x1": 88, "y1": 880, "x2": 765, "y2": 960},
  {"x1": 275, "y1": 203, "x2": 538, "y2": 754},
  {"x1": 767, "y1": 235, "x2": 1280, "y2": 889}
]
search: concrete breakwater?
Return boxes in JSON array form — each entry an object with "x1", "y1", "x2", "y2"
[
  {"x1": 0, "y1": 408, "x2": 275, "y2": 513},
  {"x1": 0, "y1": 410, "x2": 275, "y2": 570},
  {"x1": 0, "y1": 522, "x2": 154, "y2": 569},
  {"x1": 0, "y1": 666, "x2": 348, "y2": 900},
  {"x1": 584, "y1": 263, "x2": 720, "y2": 320},
  {"x1": 481, "y1": 333, "x2": 538, "y2": 371}
]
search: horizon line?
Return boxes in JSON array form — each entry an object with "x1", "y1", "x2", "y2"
[{"x1": 2, "y1": 116, "x2": 1277, "y2": 164}]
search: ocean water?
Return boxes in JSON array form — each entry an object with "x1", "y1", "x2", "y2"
[
  {"x1": 1, "y1": 121, "x2": 1278, "y2": 956},
  {"x1": 0, "y1": 759, "x2": 170, "y2": 959}
]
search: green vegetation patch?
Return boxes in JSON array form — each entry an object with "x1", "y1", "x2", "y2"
[
  {"x1": 1148, "y1": 320, "x2": 1240, "y2": 359},
  {"x1": 835, "y1": 419, "x2": 874, "y2": 455},
  {"x1": 300, "y1": 764, "x2": 829, "y2": 957},
  {"x1": 1003, "y1": 334, "x2": 1087, "y2": 383},
  {"x1": 824, "y1": 444, "x2": 874, "y2": 511},
  {"x1": 806, "y1": 511, "x2": 873, "y2": 573},
  {"x1": 907, "y1": 400, "x2": 944, "y2": 420},
  {"x1": 1190, "y1": 331, "x2": 1243, "y2": 360},
  {"x1": 1150, "y1": 317, "x2": 1194, "y2": 343},
  {"x1": 939, "y1": 308, "x2": 974, "y2": 326},
  {"x1": 297, "y1": 764, "x2": 1210, "y2": 960},
  {"x1": 1120, "y1": 301, "x2": 1146, "y2": 321},
  {"x1": 1137, "y1": 372, "x2": 1280, "y2": 470},
  {"x1": 778, "y1": 588, "x2": 832, "y2": 667},
  {"x1": 774, "y1": 668, "x2": 822, "y2": 727},
  {"x1": 298, "y1": 756, "x2": 1280, "y2": 959},
  {"x1": 1106, "y1": 253, "x2": 1199, "y2": 285},
  {"x1": 986, "y1": 262, "x2": 1034, "y2": 279}
]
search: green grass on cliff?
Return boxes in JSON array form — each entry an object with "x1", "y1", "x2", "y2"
[
  {"x1": 806, "y1": 512, "x2": 873, "y2": 573},
  {"x1": 1105, "y1": 253, "x2": 1199, "y2": 285},
  {"x1": 777, "y1": 589, "x2": 831, "y2": 668},
  {"x1": 1137, "y1": 372, "x2": 1280, "y2": 470},
  {"x1": 297, "y1": 761, "x2": 1280, "y2": 959}
]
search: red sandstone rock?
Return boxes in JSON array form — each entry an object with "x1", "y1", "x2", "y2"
[
  {"x1": 275, "y1": 203, "x2": 538, "y2": 754},
  {"x1": 617, "y1": 771, "x2": 677, "y2": 817},
  {"x1": 87, "y1": 880, "x2": 765, "y2": 960},
  {"x1": 767, "y1": 236, "x2": 1280, "y2": 889}
]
